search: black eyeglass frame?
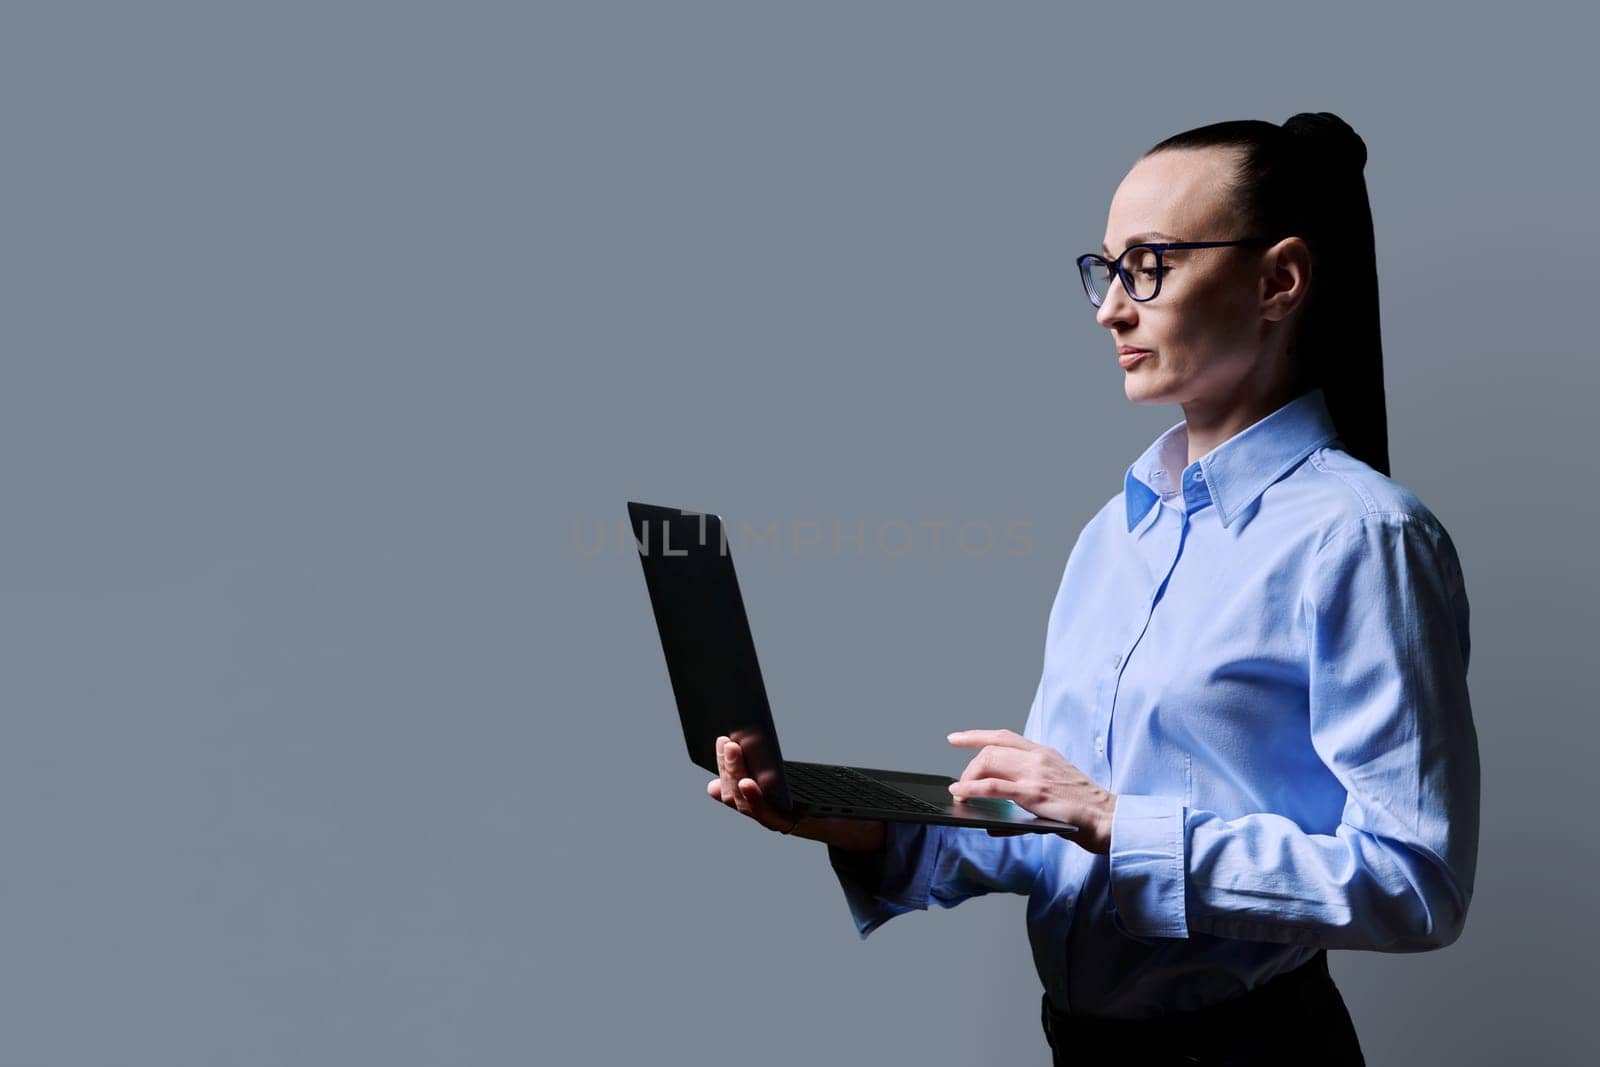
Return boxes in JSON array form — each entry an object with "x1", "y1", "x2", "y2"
[{"x1": 1076, "y1": 237, "x2": 1275, "y2": 306}]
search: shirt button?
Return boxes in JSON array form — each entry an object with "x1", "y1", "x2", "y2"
[
  {"x1": 1192, "y1": 470, "x2": 1204, "y2": 481},
  {"x1": 1094, "y1": 734, "x2": 1106, "y2": 755},
  {"x1": 1111, "y1": 652, "x2": 1121, "y2": 668}
]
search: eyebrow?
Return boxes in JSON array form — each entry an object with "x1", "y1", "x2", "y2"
[{"x1": 1100, "y1": 231, "x2": 1178, "y2": 255}]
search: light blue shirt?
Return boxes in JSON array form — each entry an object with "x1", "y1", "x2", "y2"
[{"x1": 827, "y1": 386, "x2": 1480, "y2": 1019}]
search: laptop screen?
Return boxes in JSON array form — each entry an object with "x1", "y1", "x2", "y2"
[{"x1": 628, "y1": 502, "x2": 792, "y2": 809}]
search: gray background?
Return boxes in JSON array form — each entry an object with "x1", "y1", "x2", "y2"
[{"x1": 4, "y1": 2, "x2": 1593, "y2": 1064}]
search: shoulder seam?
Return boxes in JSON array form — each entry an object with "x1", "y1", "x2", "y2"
[
  {"x1": 1306, "y1": 451, "x2": 1445, "y2": 554},
  {"x1": 1307, "y1": 449, "x2": 1380, "y2": 515}
]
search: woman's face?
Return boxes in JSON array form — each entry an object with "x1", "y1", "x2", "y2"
[{"x1": 1095, "y1": 147, "x2": 1293, "y2": 412}]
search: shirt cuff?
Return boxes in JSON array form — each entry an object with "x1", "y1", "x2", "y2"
[
  {"x1": 826, "y1": 821, "x2": 944, "y2": 940},
  {"x1": 1108, "y1": 794, "x2": 1189, "y2": 941}
]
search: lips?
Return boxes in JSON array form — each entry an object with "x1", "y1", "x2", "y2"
[
  {"x1": 1117, "y1": 348, "x2": 1153, "y2": 369},
  {"x1": 1116, "y1": 346, "x2": 1151, "y2": 355}
]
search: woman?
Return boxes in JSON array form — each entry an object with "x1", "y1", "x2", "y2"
[{"x1": 704, "y1": 112, "x2": 1479, "y2": 1066}]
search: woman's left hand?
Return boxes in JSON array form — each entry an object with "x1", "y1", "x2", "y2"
[{"x1": 947, "y1": 729, "x2": 1118, "y2": 855}]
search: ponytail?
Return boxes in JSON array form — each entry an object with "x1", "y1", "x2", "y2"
[{"x1": 1145, "y1": 112, "x2": 1391, "y2": 476}]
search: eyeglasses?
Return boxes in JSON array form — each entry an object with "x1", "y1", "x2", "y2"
[{"x1": 1076, "y1": 238, "x2": 1273, "y2": 307}]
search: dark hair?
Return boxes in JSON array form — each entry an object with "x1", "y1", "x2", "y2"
[{"x1": 1143, "y1": 112, "x2": 1390, "y2": 477}]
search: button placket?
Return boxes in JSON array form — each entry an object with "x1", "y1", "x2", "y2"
[{"x1": 1105, "y1": 508, "x2": 1192, "y2": 778}]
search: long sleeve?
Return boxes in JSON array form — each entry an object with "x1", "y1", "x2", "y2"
[
  {"x1": 1107, "y1": 511, "x2": 1481, "y2": 950},
  {"x1": 826, "y1": 682, "x2": 1050, "y2": 939}
]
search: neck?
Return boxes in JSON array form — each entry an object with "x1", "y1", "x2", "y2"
[{"x1": 1180, "y1": 378, "x2": 1304, "y2": 466}]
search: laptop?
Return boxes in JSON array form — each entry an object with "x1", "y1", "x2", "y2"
[{"x1": 628, "y1": 501, "x2": 1079, "y2": 834}]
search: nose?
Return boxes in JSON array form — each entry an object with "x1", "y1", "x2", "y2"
[{"x1": 1094, "y1": 271, "x2": 1137, "y2": 331}]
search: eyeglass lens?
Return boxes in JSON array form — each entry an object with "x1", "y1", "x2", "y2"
[{"x1": 1081, "y1": 247, "x2": 1162, "y2": 306}]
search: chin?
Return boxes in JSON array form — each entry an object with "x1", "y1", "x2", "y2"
[{"x1": 1123, "y1": 375, "x2": 1170, "y2": 405}]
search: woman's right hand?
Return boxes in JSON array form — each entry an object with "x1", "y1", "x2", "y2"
[{"x1": 707, "y1": 735, "x2": 887, "y2": 854}]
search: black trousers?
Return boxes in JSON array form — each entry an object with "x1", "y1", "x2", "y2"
[{"x1": 1040, "y1": 950, "x2": 1366, "y2": 1066}]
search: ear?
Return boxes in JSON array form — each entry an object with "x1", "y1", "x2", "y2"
[{"x1": 1260, "y1": 236, "x2": 1312, "y2": 324}]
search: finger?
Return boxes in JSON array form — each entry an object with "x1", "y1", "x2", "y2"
[
  {"x1": 949, "y1": 776, "x2": 1022, "y2": 801},
  {"x1": 957, "y1": 745, "x2": 1027, "y2": 785},
  {"x1": 737, "y1": 776, "x2": 764, "y2": 808},
  {"x1": 717, "y1": 736, "x2": 738, "y2": 805},
  {"x1": 738, "y1": 777, "x2": 783, "y2": 829},
  {"x1": 724, "y1": 742, "x2": 754, "y2": 815},
  {"x1": 948, "y1": 729, "x2": 1032, "y2": 751},
  {"x1": 742, "y1": 779, "x2": 801, "y2": 834}
]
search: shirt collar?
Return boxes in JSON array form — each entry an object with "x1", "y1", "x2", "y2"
[{"x1": 1123, "y1": 386, "x2": 1341, "y2": 532}]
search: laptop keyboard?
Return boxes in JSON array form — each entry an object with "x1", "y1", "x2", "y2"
[{"x1": 783, "y1": 761, "x2": 947, "y2": 815}]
